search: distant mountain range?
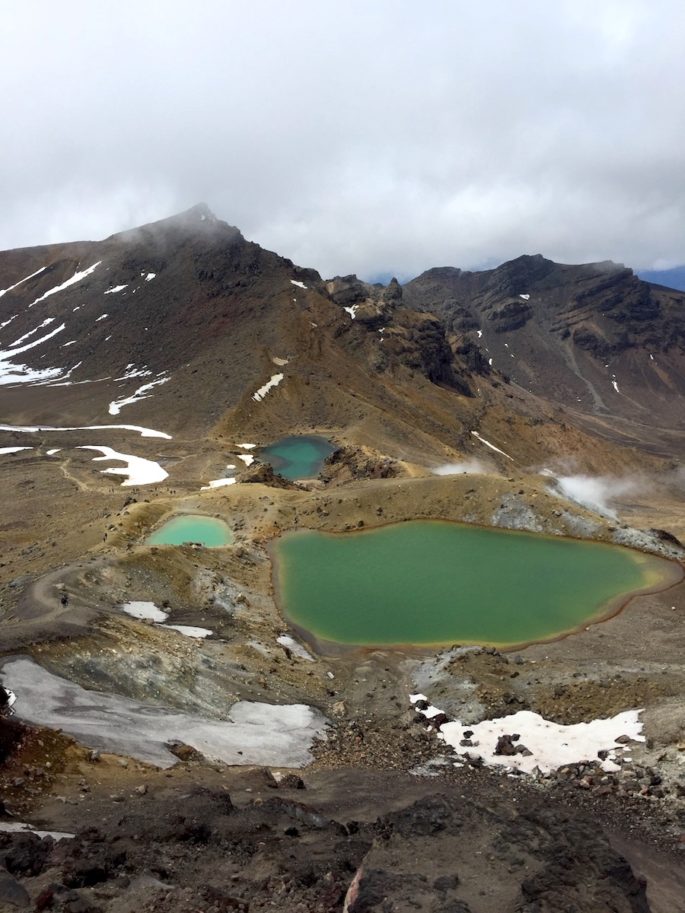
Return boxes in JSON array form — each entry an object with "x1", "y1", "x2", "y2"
[
  {"x1": 636, "y1": 265, "x2": 685, "y2": 292},
  {"x1": 0, "y1": 205, "x2": 683, "y2": 462}
]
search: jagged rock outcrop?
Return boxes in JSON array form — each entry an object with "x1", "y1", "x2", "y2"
[
  {"x1": 237, "y1": 462, "x2": 301, "y2": 489},
  {"x1": 402, "y1": 254, "x2": 685, "y2": 422},
  {"x1": 319, "y1": 445, "x2": 399, "y2": 483},
  {"x1": 325, "y1": 274, "x2": 402, "y2": 329}
]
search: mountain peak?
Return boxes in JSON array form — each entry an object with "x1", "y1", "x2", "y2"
[
  {"x1": 187, "y1": 201, "x2": 215, "y2": 218},
  {"x1": 106, "y1": 203, "x2": 241, "y2": 245},
  {"x1": 173, "y1": 202, "x2": 217, "y2": 224}
]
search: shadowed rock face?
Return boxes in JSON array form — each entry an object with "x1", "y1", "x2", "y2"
[
  {"x1": 0, "y1": 717, "x2": 24, "y2": 765},
  {"x1": 403, "y1": 255, "x2": 682, "y2": 348}
]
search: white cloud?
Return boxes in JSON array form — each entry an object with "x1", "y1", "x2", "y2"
[
  {"x1": 0, "y1": 1, "x2": 682, "y2": 279},
  {"x1": 553, "y1": 474, "x2": 642, "y2": 518}
]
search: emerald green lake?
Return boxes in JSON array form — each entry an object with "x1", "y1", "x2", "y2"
[
  {"x1": 260, "y1": 435, "x2": 335, "y2": 480},
  {"x1": 147, "y1": 515, "x2": 233, "y2": 547},
  {"x1": 274, "y1": 521, "x2": 680, "y2": 648}
]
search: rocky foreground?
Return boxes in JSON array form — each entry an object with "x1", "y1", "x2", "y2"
[
  {"x1": 1, "y1": 664, "x2": 685, "y2": 913},
  {"x1": 2, "y1": 738, "x2": 683, "y2": 913}
]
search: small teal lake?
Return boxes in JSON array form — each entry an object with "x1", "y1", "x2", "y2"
[
  {"x1": 260, "y1": 435, "x2": 335, "y2": 480},
  {"x1": 147, "y1": 515, "x2": 233, "y2": 547}
]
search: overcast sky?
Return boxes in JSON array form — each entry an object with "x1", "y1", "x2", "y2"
[{"x1": 1, "y1": 1, "x2": 683, "y2": 280}]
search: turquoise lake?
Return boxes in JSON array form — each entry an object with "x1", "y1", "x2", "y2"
[
  {"x1": 260, "y1": 435, "x2": 335, "y2": 480},
  {"x1": 147, "y1": 515, "x2": 233, "y2": 547}
]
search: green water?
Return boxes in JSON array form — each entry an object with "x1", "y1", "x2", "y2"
[
  {"x1": 147, "y1": 515, "x2": 233, "y2": 547},
  {"x1": 260, "y1": 435, "x2": 335, "y2": 480},
  {"x1": 274, "y1": 521, "x2": 679, "y2": 648}
]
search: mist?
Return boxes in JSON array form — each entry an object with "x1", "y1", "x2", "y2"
[
  {"x1": 432, "y1": 459, "x2": 493, "y2": 477},
  {"x1": 553, "y1": 474, "x2": 642, "y2": 519}
]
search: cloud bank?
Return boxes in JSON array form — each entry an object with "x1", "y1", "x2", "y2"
[{"x1": 1, "y1": 1, "x2": 683, "y2": 279}]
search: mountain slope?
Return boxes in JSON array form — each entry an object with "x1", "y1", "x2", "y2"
[
  {"x1": 0, "y1": 206, "x2": 535, "y2": 464},
  {"x1": 1, "y1": 210, "x2": 682, "y2": 476},
  {"x1": 403, "y1": 255, "x2": 685, "y2": 440}
]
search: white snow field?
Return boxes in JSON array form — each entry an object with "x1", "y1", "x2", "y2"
[{"x1": 1, "y1": 658, "x2": 328, "y2": 769}]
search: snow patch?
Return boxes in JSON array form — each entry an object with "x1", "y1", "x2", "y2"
[
  {"x1": 411, "y1": 696, "x2": 643, "y2": 775},
  {"x1": 108, "y1": 374, "x2": 170, "y2": 415},
  {"x1": 343, "y1": 305, "x2": 358, "y2": 319},
  {"x1": 0, "y1": 322, "x2": 67, "y2": 385},
  {"x1": 29, "y1": 261, "x2": 101, "y2": 307},
  {"x1": 144, "y1": 272, "x2": 156, "y2": 281},
  {"x1": 277, "y1": 634, "x2": 315, "y2": 662},
  {"x1": 96, "y1": 313, "x2": 108, "y2": 322},
  {"x1": 238, "y1": 443, "x2": 256, "y2": 449},
  {"x1": 0, "y1": 446, "x2": 32, "y2": 454},
  {"x1": 161, "y1": 625, "x2": 213, "y2": 639},
  {"x1": 253, "y1": 373, "x2": 283, "y2": 402},
  {"x1": 121, "y1": 601, "x2": 169, "y2": 622},
  {"x1": 9, "y1": 317, "x2": 55, "y2": 348},
  {"x1": 0, "y1": 266, "x2": 47, "y2": 299},
  {"x1": 104, "y1": 284, "x2": 127, "y2": 295},
  {"x1": 0, "y1": 422, "x2": 171, "y2": 439},
  {"x1": 238, "y1": 453, "x2": 254, "y2": 467},
  {"x1": 116, "y1": 364, "x2": 153, "y2": 380},
  {"x1": 290, "y1": 280, "x2": 308, "y2": 289},
  {"x1": 470, "y1": 431, "x2": 514, "y2": 461},
  {"x1": 201, "y1": 477, "x2": 237, "y2": 490},
  {"x1": 519, "y1": 293, "x2": 530, "y2": 300},
  {"x1": 79, "y1": 445, "x2": 168, "y2": 486},
  {"x1": 46, "y1": 448, "x2": 60, "y2": 456}
]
